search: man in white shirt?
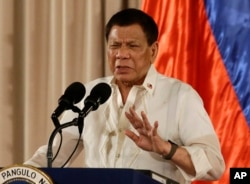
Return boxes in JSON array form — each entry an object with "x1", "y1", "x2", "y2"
[{"x1": 25, "y1": 8, "x2": 225, "y2": 184}]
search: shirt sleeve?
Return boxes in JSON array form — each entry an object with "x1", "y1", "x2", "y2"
[{"x1": 175, "y1": 85, "x2": 225, "y2": 181}]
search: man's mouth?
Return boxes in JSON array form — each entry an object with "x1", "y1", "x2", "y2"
[{"x1": 115, "y1": 66, "x2": 131, "y2": 73}]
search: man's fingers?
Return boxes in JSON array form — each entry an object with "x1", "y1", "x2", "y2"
[
  {"x1": 152, "y1": 121, "x2": 159, "y2": 136},
  {"x1": 125, "y1": 107, "x2": 144, "y2": 129},
  {"x1": 125, "y1": 107, "x2": 157, "y2": 138},
  {"x1": 141, "y1": 111, "x2": 152, "y2": 131},
  {"x1": 124, "y1": 129, "x2": 139, "y2": 143}
]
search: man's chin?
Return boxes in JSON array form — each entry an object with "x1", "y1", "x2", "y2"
[
  {"x1": 115, "y1": 74, "x2": 131, "y2": 81},
  {"x1": 115, "y1": 77, "x2": 134, "y2": 86}
]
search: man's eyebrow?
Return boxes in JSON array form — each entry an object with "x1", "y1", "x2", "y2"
[{"x1": 109, "y1": 40, "x2": 138, "y2": 43}]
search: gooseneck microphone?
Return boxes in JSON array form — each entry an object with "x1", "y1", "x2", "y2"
[
  {"x1": 47, "y1": 82, "x2": 111, "y2": 168},
  {"x1": 81, "y1": 82, "x2": 112, "y2": 117},
  {"x1": 77, "y1": 82, "x2": 111, "y2": 134},
  {"x1": 51, "y1": 82, "x2": 86, "y2": 129},
  {"x1": 48, "y1": 81, "x2": 85, "y2": 168},
  {"x1": 53, "y1": 82, "x2": 86, "y2": 117}
]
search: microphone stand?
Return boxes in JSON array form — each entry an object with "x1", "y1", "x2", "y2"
[
  {"x1": 77, "y1": 110, "x2": 85, "y2": 135},
  {"x1": 47, "y1": 117, "x2": 82, "y2": 168},
  {"x1": 47, "y1": 105, "x2": 83, "y2": 167}
]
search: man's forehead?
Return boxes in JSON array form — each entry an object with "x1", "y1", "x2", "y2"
[
  {"x1": 108, "y1": 25, "x2": 146, "y2": 41},
  {"x1": 108, "y1": 38, "x2": 139, "y2": 43}
]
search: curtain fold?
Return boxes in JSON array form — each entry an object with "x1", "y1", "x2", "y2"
[
  {"x1": 141, "y1": 0, "x2": 250, "y2": 184},
  {"x1": 0, "y1": 0, "x2": 141, "y2": 167}
]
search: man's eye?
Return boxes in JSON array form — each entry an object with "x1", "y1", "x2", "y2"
[
  {"x1": 109, "y1": 44, "x2": 120, "y2": 48},
  {"x1": 130, "y1": 45, "x2": 137, "y2": 47}
]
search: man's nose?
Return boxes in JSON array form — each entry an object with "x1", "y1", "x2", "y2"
[{"x1": 116, "y1": 46, "x2": 130, "y2": 59}]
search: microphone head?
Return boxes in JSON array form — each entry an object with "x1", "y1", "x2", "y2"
[
  {"x1": 59, "y1": 82, "x2": 86, "y2": 107},
  {"x1": 90, "y1": 82, "x2": 112, "y2": 104},
  {"x1": 84, "y1": 83, "x2": 112, "y2": 111}
]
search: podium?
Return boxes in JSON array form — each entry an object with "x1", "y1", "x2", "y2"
[
  {"x1": 41, "y1": 168, "x2": 162, "y2": 184},
  {"x1": 0, "y1": 166, "x2": 179, "y2": 184}
]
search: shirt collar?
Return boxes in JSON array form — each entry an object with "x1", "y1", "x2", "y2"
[{"x1": 141, "y1": 64, "x2": 157, "y2": 95}]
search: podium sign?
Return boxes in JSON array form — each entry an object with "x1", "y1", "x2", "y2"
[{"x1": 0, "y1": 165, "x2": 53, "y2": 183}]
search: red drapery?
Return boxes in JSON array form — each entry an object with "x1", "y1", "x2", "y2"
[{"x1": 141, "y1": 0, "x2": 250, "y2": 184}]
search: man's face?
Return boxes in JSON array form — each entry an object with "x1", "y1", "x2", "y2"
[{"x1": 107, "y1": 24, "x2": 158, "y2": 86}]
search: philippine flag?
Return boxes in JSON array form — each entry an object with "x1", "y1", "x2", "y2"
[{"x1": 141, "y1": 0, "x2": 250, "y2": 183}]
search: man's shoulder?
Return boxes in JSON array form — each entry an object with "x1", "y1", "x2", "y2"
[{"x1": 157, "y1": 73, "x2": 192, "y2": 90}]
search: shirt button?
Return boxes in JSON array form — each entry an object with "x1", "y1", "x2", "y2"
[{"x1": 116, "y1": 154, "x2": 120, "y2": 158}]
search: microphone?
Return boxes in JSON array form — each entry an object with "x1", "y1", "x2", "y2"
[
  {"x1": 81, "y1": 82, "x2": 112, "y2": 117},
  {"x1": 77, "y1": 83, "x2": 111, "y2": 134},
  {"x1": 51, "y1": 82, "x2": 86, "y2": 129}
]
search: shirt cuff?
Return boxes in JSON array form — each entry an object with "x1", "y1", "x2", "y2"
[{"x1": 176, "y1": 146, "x2": 213, "y2": 181}]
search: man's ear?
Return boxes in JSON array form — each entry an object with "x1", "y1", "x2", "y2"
[{"x1": 150, "y1": 41, "x2": 159, "y2": 62}]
